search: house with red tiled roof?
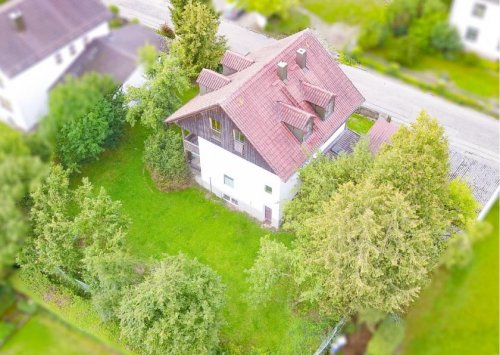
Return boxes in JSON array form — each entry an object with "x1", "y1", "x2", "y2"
[{"x1": 166, "y1": 29, "x2": 364, "y2": 227}]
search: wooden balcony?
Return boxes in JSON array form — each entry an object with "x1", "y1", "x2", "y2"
[{"x1": 183, "y1": 133, "x2": 199, "y2": 155}]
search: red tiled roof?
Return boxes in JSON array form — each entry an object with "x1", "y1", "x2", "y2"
[
  {"x1": 369, "y1": 118, "x2": 399, "y2": 153},
  {"x1": 166, "y1": 29, "x2": 365, "y2": 180},
  {"x1": 278, "y1": 101, "x2": 313, "y2": 130},
  {"x1": 220, "y1": 50, "x2": 254, "y2": 72},
  {"x1": 196, "y1": 69, "x2": 231, "y2": 91},
  {"x1": 302, "y1": 81, "x2": 335, "y2": 107}
]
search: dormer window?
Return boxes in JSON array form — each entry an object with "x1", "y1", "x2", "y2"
[
  {"x1": 233, "y1": 129, "x2": 245, "y2": 154},
  {"x1": 302, "y1": 82, "x2": 335, "y2": 120},
  {"x1": 209, "y1": 117, "x2": 222, "y2": 141}
]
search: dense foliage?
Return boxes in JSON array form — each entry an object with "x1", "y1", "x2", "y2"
[
  {"x1": 21, "y1": 166, "x2": 130, "y2": 288},
  {"x1": 283, "y1": 138, "x2": 373, "y2": 235},
  {"x1": 235, "y1": 0, "x2": 298, "y2": 17},
  {"x1": 248, "y1": 112, "x2": 479, "y2": 319},
  {"x1": 170, "y1": 0, "x2": 226, "y2": 78},
  {"x1": 169, "y1": 0, "x2": 212, "y2": 30},
  {"x1": 143, "y1": 129, "x2": 191, "y2": 191},
  {"x1": 42, "y1": 73, "x2": 125, "y2": 172},
  {"x1": 0, "y1": 124, "x2": 47, "y2": 277},
  {"x1": 358, "y1": 0, "x2": 462, "y2": 65},
  {"x1": 118, "y1": 254, "x2": 226, "y2": 355},
  {"x1": 126, "y1": 51, "x2": 189, "y2": 129}
]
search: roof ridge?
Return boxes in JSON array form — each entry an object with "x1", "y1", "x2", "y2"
[
  {"x1": 277, "y1": 100, "x2": 313, "y2": 117},
  {"x1": 221, "y1": 29, "x2": 313, "y2": 108}
]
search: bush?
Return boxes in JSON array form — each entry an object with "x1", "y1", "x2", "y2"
[
  {"x1": 386, "y1": 35, "x2": 422, "y2": 67},
  {"x1": 143, "y1": 129, "x2": 191, "y2": 191},
  {"x1": 358, "y1": 19, "x2": 388, "y2": 50},
  {"x1": 459, "y1": 51, "x2": 482, "y2": 66},
  {"x1": 430, "y1": 21, "x2": 462, "y2": 59},
  {"x1": 157, "y1": 23, "x2": 175, "y2": 39},
  {"x1": 108, "y1": 4, "x2": 120, "y2": 15},
  {"x1": 118, "y1": 255, "x2": 226, "y2": 355},
  {"x1": 108, "y1": 18, "x2": 123, "y2": 28},
  {"x1": 25, "y1": 134, "x2": 52, "y2": 163}
]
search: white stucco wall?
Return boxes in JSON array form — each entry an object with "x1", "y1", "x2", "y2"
[
  {"x1": 195, "y1": 122, "x2": 347, "y2": 227},
  {"x1": 450, "y1": 0, "x2": 499, "y2": 59},
  {"x1": 197, "y1": 137, "x2": 284, "y2": 227},
  {"x1": 2, "y1": 22, "x2": 110, "y2": 131}
]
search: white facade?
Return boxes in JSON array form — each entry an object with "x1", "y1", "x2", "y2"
[
  {"x1": 194, "y1": 122, "x2": 347, "y2": 227},
  {"x1": 0, "y1": 22, "x2": 109, "y2": 131},
  {"x1": 449, "y1": 0, "x2": 500, "y2": 59}
]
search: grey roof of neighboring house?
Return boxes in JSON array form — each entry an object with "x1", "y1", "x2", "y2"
[
  {"x1": 326, "y1": 129, "x2": 361, "y2": 157},
  {"x1": 0, "y1": 0, "x2": 112, "y2": 78},
  {"x1": 55, "y1": 25, "x2": 163, "y2": 86},
  {"x1": 449, "y1": 150, "x2": 500, "y2": 207}
]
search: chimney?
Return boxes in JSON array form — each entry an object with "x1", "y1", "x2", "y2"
[
  {"x1": 277, "y1": 61, "x2": 288, "y2": 81},
  {"x1": 9, "y1": 10, "x2": 26, "y2": 32},
  {"x1": 296, "y1": 48, "x2": 307, "y2": 69}
]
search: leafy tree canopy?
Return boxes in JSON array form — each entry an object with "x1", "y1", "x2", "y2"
[
  {"x1": 126, "y1": 53, "x2": 189, "y2": 129},
  {"x1": 169, "y1": 0, "x2": 212, "y2": 31},
  {"x1": 170, "y1": 0, "x2": 226, "y2": 78},
  {"x1": 143, "y1": 129, "x2": 191, "y2": 191},
  {"x1": 118, "y1": 254, "x2": 226, "y2": 355}
]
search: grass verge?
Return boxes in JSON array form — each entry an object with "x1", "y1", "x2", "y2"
[
  {"x1": 401, "y1": 201, "x2": 499, "y2": 354},
  {"x1": 2, "y1": 310, "x2": 113, "y2": 355},
  {"x1": 303, "y1": 0, "x2": 384, "y2": 26}
]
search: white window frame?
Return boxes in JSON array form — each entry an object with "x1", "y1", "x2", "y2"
[{"x1": 224, "y1": 174, "x2": 234, "y2": 188}]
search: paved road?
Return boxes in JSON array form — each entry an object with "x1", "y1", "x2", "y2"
[{"x1": 105, "y1": 0, "x2": 499, "y2": 164}]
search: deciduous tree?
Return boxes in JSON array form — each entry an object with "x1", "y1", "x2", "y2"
[
  {"x1": 126, "y1": 53, "x2": 189, "y2": 129},
  {"x1": 170, "y1": 1, "x2": 226, "y2": 78},
  {"x1": 118, "y1": 254, "x2": 226, "y2": 355}
]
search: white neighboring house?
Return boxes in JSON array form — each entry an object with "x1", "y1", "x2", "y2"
[
  {"x1": 166, "y1": 30, "x2": 365, "y2": 227},
  {"x1": 449, "y1": 0, "x2": 500, "y2": 59},
  {"x1": 0, "y1": 0, "x2": 163, "y2": 132},
  {"x1": 0, "y1": 0, "x2": 111, "y2": 131}
]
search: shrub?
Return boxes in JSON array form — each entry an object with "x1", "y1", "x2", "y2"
[
  {"x1": 108, "y1": 18, "x2": 123, "y2": 28},
  {"x1": 118, "y1": 255, "x2": 226, "y2": 355},
  {"x1": 108, "y1": 4, "x2": 120, "y2": 15},
  {"x1": 460, "y1": 51, "x2": 481, "y2": 66},
  {"x1": 358, "y1": 19, "x2": 388, "y2": 50},
  {"x1": 25, "y1": 134, "x2": 52, "y2": 162},
  {"x1": 430, "y1": 21, "x2": 462, "y2": 59},
  {"x1": 386, "y1": 35, "x2": 422, "y2": 67},
  {"x1": 157, "y1": 23, "x2": 175, "y2": 39},
  {"x1": 143, "y1": 129, "x2": 191, "y2": 191}
]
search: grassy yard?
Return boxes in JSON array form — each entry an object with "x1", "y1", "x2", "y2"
[
  {"x1": 74, "y1": 123, "x2": 321, "y2": 352},
  {"x1": 413, "y1": 56, "x2": 499, "y2": 99},
  {"x1": 347, "y1": 113, "x2": 375, "y2": 134},
  {"x1": 402, "y1": 201, "x2": 499, "y2": 354},
  {"x1": 2, "y1": 311, "x2": 112, "y2": 355},
  {"x1": 303, "y1": 0, "x2": 385, "y2": 26}
]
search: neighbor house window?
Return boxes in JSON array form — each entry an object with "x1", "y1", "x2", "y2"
[
  {"x1": 472, "y1": 3, "x2": 486, "y2": 18},
  {"x1": 224, "y1": 174, "x2": 234, "y2": 188},
  {"x1": 265, "y1": 185, "x2": 272, "y2": 194},
  {"x1": 55, "y1": 52, "x2": 63, "y2": 64},
  {"x1": 69, "y1": 44, "x2": 76, "y2": 56},
  {"x1": 465, "y1": 27, "x2": 479, "y2": 42},
  {"x1": 0, "y1": 96, "x2": 12, "y2": 112},
  {"x1": 233, "y1": 129, "x2": 245, "y2": 154}
]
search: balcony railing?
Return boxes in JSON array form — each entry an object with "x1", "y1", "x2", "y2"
[{"x1": 183, "y1": 133, "x2": 199, "y2": 155}]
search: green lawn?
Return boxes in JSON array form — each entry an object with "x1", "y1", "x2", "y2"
[
  {"x1": 414, "y1": 56, "x2": 499, "y2": 99},
  {"x1": 347, "y1": 113, "x2": 375, "y2": 134},
  {"x1": 402, "y1": 201, "x2": 499, "y2": 354},
  {"x1": 73, "y1": 122, "x2": 320, "y2": 352},
  {"x1": 303, "y1": 0, "x2": 385, "y2": 26},
  {"x1": 2, "y1": 311, "x2": 112, "y2": 355}
]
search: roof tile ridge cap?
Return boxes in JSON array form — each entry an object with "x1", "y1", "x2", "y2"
[
  {"x1": 308, "y1": 31, "x2": 366, "y2": 101},
  {"x1": 278, "y1": 100, "x2": 314, "y2": 117},
  {"x1": 224, "y1": 50, "x2": 255, "y2": 63},
  {"x1": 198, "y1": 68, "x2": 231, "y2": 81},
  {"x1": 222, "y1": 30, "x2": 311, "y2": 109},
  {"x1": 302, "y1": 80, "x2": 335, "y2": 97}
]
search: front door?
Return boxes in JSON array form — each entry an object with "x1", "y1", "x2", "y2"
[{"x1": 264, "y1": 206, "x2": 272, "y2": 224}]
